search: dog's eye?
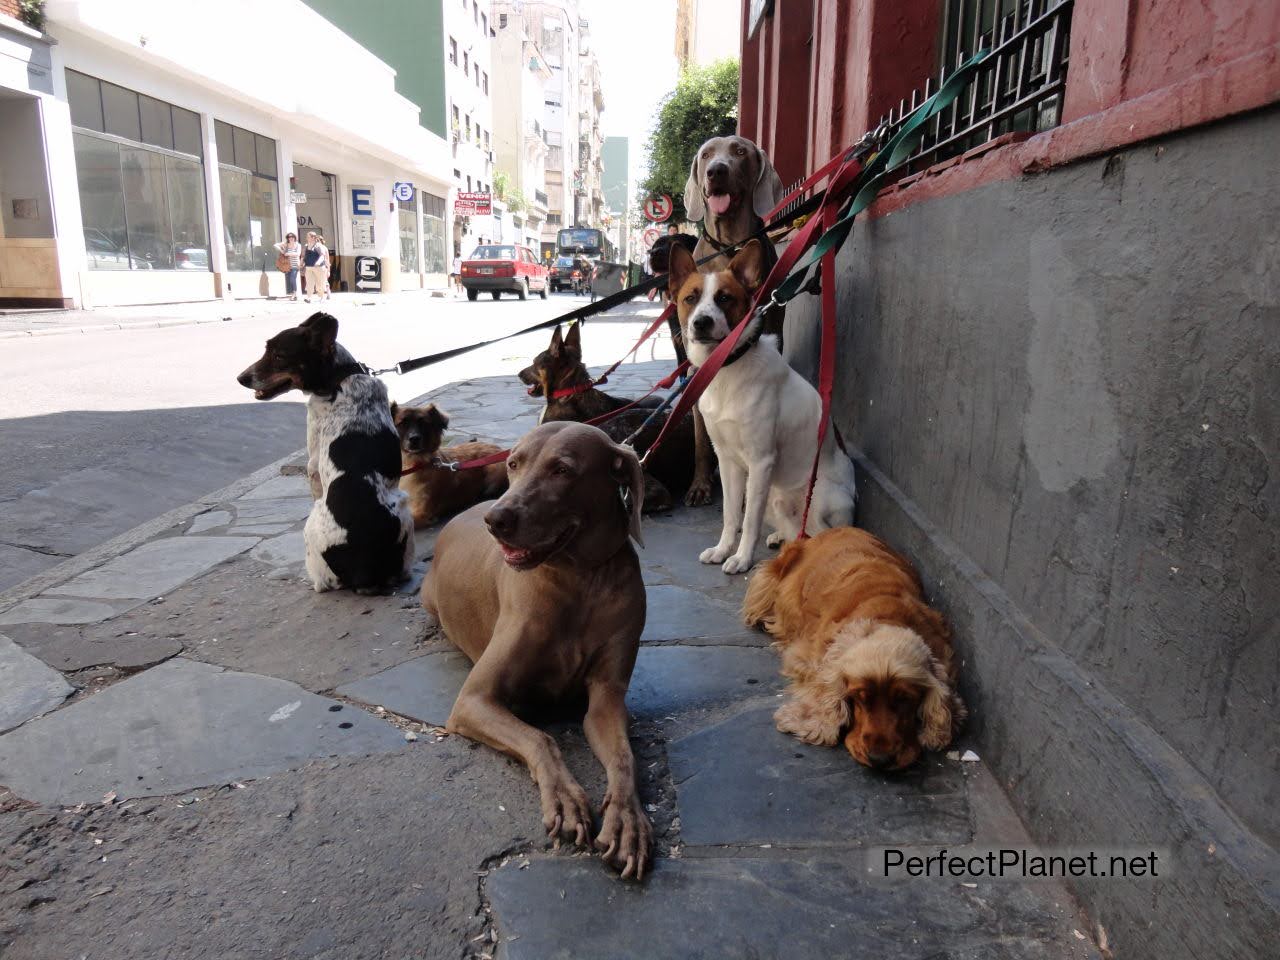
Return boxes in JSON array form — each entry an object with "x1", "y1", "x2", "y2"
[
  {"x1": 507, "y1": 457, "x2": 519, "y2": 471},
  {"x1": 714, "y1": 291, "x2": 732, "y2": 305},
  {"x1": 683, "y1": 294, "x2": 698, "y2": 305},
  {"x1": 734, "y1": 145, "x2": 746, "y2": 155},
  {"x1": 552, "y1": 462, "x2": 572, "y2": 476}
]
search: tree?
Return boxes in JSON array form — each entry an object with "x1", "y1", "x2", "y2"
[{"x1": 641, "y1": 59, "x2": 739, "y2": 224}]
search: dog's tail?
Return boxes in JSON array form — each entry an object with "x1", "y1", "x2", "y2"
[{"x1": 743, "y1": 539, "x2": 810, "y2": 633}]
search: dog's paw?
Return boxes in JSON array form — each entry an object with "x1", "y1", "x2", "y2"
[
  {"x1": 775, "y1": 698, "x2": 842, "y2": 746},
  {"x1": 766, "y1": 531, "x2": 786, "y2": 548},
  {"x1": 595, "y1": 791, "x2": 653, "y2": 881},
  {"x1": 700, "y1": 545, "x2": 732, "y2": 565},
  {"x1": 684, "y1": 478, "x2": 715, "y2": 507},
  {"x1": 539, "y1": 774, "x2": 593, "y2": 850},
  {"x1": 722, "y1": 552, "x2": 754, "y2": 575}
]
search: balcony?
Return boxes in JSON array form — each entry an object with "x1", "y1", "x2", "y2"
[{"x1": 534, "y1": 189, "x2": 548, "y2": 206}]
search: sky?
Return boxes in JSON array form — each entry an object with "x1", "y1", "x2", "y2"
[{"x1": 584, "y1": 0, "x2": 682, "y2": 205}]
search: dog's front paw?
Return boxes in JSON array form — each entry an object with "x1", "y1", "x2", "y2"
[
  {"x1": 775, "y1": 697, "x2": 843, "y2": 746},
  {"x1": 700, "y1": 545, "x2": 732, "y2": 565},
  {"x1": 722, "y1": 552, "x2": 754, "y2": 575},
  {"x1": 684, "y1": 477, "x2": 715, "y2": 507},
  {"x1": 766, "y1": 531, "x2": 786, "y2": 548},
  {"x1": 595, "y1": 791, "x2": 653, "y2": 881},
  {"x1": 539, "y1": 774, "x2": 593, "y2": 850}
]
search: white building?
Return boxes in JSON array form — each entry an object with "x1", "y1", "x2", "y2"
[
  {"x1": 0, "y1": 0, "x2": 452, "y2": 308},
  {"x1": 443, "y1": 0, "x2": 495, "y2": 259},
  {"x1": 490, "y1": 16, "x2": 552, "y2": 254},
  {"x1": 675, "y1": 0, "x2": 742, "y2": 70},
  {"x1": 577, "y1": 21, "x2": 605, "y2": 231}
]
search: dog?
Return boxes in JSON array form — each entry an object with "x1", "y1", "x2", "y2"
[
  {"x1": 668, "y1": 239, "x2": 856, "y2": 574},
  {"x1": 390, "y1": 402, "x2": 508, "y2": 528},
  {"x1": 682, "y1": 135, "x2": 786, "y2": 506},
  {"x1": 237, "y1": 312, "x2": 413, "y2": 593},
  {"x1": 742, "y1": 527, "x2": 965, "y2": 770},
  {"x1": 518, "y1": 322, "x2": 695, "y2": 512},
  {"x1": 422, "y1": 421, "x2": 652, "y2": 879}
]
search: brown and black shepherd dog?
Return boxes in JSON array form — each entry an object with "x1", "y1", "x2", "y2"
[{"x1": 517, "y1": 322, "x2": 699, "y2": 512}]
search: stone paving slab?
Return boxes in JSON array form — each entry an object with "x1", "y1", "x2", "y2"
[
  {"x1": 626, "y1": 645, "x2": 783, "y2": 718},
  {"x1": 7, "y1": 624, "x2": 182, "y2": 672},
  {"x1": 0, "y1": 657, "x2": 405, "y2": 805},
  {"x1": 640, "y1": 585, "x2": 756, "y2": 644},
  {"x1": 0, "y1": 634, "x2": 73, "y2": 732},
  {"x1": 489, "y1": 857, "x2": 1098, "y2": 960},
  {"x1": 229, "y1": 497, "x2": 313, "y2": 525},
  {"x1": 336, "y1": 650, "x2": 473, "y2": 725},
  {"x1": 248, "y1": 529, "x2": 306, "y2": 568},
  {"x1": 0, "y1": 596, "x2": 128, "y2": 626},
  {"x1": 236, "y1": 474, "x2": 312, "y2": 500},
  {"x1": 185, "y1": 509, "x2": 232, "y2": 534},
  {"x1": 47, "y1": 535, "x2": 259, "y2": 600},
  {"x1": 668, "y1": 706, "x2": 971, "y2": 847}
]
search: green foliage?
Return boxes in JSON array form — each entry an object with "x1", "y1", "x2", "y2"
[
  {"x1": 493, "y1": 170, "x2": 511, "y2": 200},
  {"x1": 18, "y1": 0, "x2": 46, "y2": 30},
  {"x1": 641, "y1": 59, "x2": 739, "y2": 223}
]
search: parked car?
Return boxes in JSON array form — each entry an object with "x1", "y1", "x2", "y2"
[{"x1": 460, "y1": 243, "x2": 549, "y2": 301}]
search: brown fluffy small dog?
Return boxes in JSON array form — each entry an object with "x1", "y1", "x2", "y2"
[
  {"x1": 391, "y1": 402, "x2": 508, "y2": 528},
  {"x1": 743, "y1": 527, "x2": 965, "y2": 770}
]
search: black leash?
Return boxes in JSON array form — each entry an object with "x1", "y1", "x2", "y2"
[{"x1": 370, "y1": 189, "x2": 832, "y2": 378}]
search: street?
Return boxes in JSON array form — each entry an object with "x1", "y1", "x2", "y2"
[{"x1": 0, "y1": 290, "x2": 678, "y2": 592}]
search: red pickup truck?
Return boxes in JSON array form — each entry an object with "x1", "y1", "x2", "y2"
[{"x1": 460, "y1": 244, "x2": 549, "y2": 301}]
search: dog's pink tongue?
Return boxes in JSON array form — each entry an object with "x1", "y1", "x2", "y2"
[
  {"x1": 707, "y1": 193, "x2": 733, "y2": 216},
  {"x1": 499, "y1": 543, "x2": 531, "y2": 565}
]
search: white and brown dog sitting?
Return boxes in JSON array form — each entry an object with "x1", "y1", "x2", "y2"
[
  {"x1": 237, "y1": 312, "x2": 413, "y2": 593},
  {"x1": 668, "y1": 240, "x2": 856, "y2": 574}
]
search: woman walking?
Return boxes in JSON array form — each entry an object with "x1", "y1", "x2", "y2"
[{"x1": 273, "y1": 232, "x2": 301, "y2": 301}]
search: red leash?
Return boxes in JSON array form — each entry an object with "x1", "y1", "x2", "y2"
[
  {"x1": 797, "y1": 196, "x2": 841, "y2": 539},
  {"x1": 549, "y1": 304, "x2": 676, "y2": 399}
]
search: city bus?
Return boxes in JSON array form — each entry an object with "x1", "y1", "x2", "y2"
[{"x1": 556, "y1": 226, "x2": 616, "y2": 264}]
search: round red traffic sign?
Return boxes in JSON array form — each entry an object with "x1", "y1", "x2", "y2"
[
  {"x1": 643, "y1": 195, "x2": 673, "y2": 223},
  {"x1": 642, "y1": 227, "x2": 660, "y2": 249}
]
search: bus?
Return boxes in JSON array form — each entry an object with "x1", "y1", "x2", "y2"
[{"x1": 556, "y1": 226, "x2": 616, "y2": 264}]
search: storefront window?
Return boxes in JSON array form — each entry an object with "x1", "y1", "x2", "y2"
[
  {"x1": 422, "y1": 192, "x2": 447, "y2": 275},
  {"x1": 67, "y1": 71, "x2": 209, "y2": 271},
  {"x1": 398, "y1": 195, "x2": 419, "y2": 273},
  {"x1": 214, "y1": 120, "x2": 279, "y2": 271}
]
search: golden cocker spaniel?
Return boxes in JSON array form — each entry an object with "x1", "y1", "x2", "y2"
[{"x1": 742, "y1": 527, "x2": 965, "y2": 770}]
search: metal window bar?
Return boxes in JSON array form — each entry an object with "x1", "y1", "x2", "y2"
[{"x1": 881, "y1": 0, "x2": 1073, "y2": 174}]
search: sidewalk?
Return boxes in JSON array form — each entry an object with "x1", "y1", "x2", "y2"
[
  {"x1": 0, "y1": 361, "x2": 1100, "y2": 959},
  {"x1": 0, "y1": 286, "x2": 451, "y2": 340}
]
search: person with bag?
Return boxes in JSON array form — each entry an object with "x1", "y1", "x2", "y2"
[
  {"x1": 273, "y1": 232, "x2": 301, "y2": 301},
  {"x1": 303, "y1": 232, "x2": 330, "y2": 303}
]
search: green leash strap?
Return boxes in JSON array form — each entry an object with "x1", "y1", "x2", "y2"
[{"x1": 771, "y1": 48, "x2": 992, "y2": 305}]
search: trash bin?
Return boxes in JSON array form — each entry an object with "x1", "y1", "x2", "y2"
[{"x1": 354, "y1": 256, "x2": 382, "y2": 292}]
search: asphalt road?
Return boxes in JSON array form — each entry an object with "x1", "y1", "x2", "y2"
[{"x1": 0, "y1": 289, "x2": 677, "y2": 592}]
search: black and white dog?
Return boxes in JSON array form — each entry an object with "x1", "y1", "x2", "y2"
[{"x1": 237, "y1": 312, "x2": 413, "y2": 592}]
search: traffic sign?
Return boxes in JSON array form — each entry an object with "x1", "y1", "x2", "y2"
[
  {"x1": 642, "y1": 227, "x2": 660, "y2": 249},
  {"x1": 643, "y1": 194, "x2": 673, "y2": 222},
  {"x1": 393, "y1": 181, "x2": 415, "y2": 202}
]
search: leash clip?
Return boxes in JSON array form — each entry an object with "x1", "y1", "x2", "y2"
[{"x1": 431, "y1": 457, "x2": 460, "y2": 473}]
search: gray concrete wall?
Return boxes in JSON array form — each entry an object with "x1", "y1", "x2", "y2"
[{"x1": 783, "y1": 106, "x2": 1280, "y2": 958}]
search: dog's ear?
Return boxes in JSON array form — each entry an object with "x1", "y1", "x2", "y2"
[
  {"x1": 425, "y1": 403, "x2": 450, "y2": 430},
  {"x1": 564, "y1": 322, "x2": 581, "y2": 355},
  {"x1": 668, "y1": 243, "x2": 696, "y2": 300},
  {"x1": 752, "y1": 145, "x2": 785, "y2": 220},
  {"x1": 917, "y1": 658, "x2": 957, "y2": 751},
  {"x1": 611, "y1": 443, "x2": 645, "y2": 548},
  {"x1": 301, "y1": 311, "x2": 338, "y2": 346},
  {"x1": 548, "y1": 324, "x2": 564, "y2": 358},
  {"x1": 389, "y1": 401, "x2": 400, "y2": 420},
  {"x1": 729, "y1": 239, "x2": 766, "y2": 292},
  {"x1": 683, "y1": 149, "x2": 705, "y2": 222}
]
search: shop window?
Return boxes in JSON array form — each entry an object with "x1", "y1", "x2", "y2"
[
  {"x1": 398, "y1": 195, "x2": 419, "y2": 273},
  {"x1": 422, "y1": 192, "x2": 447, "y2": 274},
  {"x1": 67, "y1": 72, "x2": 210, "y2": 272},
  {"x1": 214, "y1": 119, "x2": 280, "y2": 271}
]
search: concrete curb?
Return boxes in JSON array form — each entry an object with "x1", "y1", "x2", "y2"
[{"x1": 0, "y1": 446, "x2": 307, "y2": 614}]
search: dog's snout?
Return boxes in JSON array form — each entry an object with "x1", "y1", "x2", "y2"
[
  {"x1": 484, "y1": 504, "x2": 517, "y2": 540},
  {"x1": 705, "y1": 159, "x2": 730, "y2": 181},
  {"x1": 404, "y1": 433, "x2": 423, "y2": 452},
  {"x1": 866, "y1": 751, "x2": 894, "y2": 770},
  {"x1": 692, "y1": 315, "x2": 714, "y2": 335},
  {"x1": 236, "y1": 368, "x2": 253, "y2": 387}
]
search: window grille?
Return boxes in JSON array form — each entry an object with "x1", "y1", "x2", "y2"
[{"x1": 882, "y1": 0, "x2": 1073, "y2": 172}]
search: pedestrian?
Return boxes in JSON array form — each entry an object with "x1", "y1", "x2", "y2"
[
  {"x1": 303, "y1": 232, "x2": 330, "y2": 303},
  {"x1": 273, "y1": 231, "x2": 301, "y2": 301},
  {"x1": 450, "y1": 254, "x2": 462, "y2": 294}
]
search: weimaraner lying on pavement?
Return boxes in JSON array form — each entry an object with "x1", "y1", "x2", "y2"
[{"x1": 422, "y1": 421, "x2": 653, "y2": 879}]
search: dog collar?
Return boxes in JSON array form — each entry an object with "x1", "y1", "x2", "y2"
[{"x1": 720, "y1": 300, "x2": 780, "y2": 367}]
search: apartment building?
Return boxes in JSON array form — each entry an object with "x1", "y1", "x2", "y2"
[{"x1": 443, "y1": 0, "x2": 496, "y2": 258}]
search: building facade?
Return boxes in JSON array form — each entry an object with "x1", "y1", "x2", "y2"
[
  {"x1": 600, "y1": 135, "x2": 628, "y2": 260},
  {"x1": 674, "y1": 0, "x2": 741, "y2": 70},
  {"x1": 490, "y1": 12, "x2": 552, "y2": 253},
  {"x1": 0, "y1": 0, "x2": 453, "y2": 308},
  {"x1": 442, "y1": 0, "x2": 495, "y2": 259},
  {"x1": 576, "y1": 23, "x2": 605, "y2": 233},
  {"x1": 739, "y1": 2, "x2": 1280, "y2": 958}
]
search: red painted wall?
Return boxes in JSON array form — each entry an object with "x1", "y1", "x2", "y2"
[{"x1": 741, "y1": 0, "x2": 1280, "y2": 205}]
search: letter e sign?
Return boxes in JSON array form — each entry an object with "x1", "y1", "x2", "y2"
[{"x1": 350, "y1": 187, "x2": 373, "y2": 217}]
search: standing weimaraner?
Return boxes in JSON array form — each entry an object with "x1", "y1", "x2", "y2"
[{"x1": 422, "y1": 421, "x2": 653, "y2": 879}]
